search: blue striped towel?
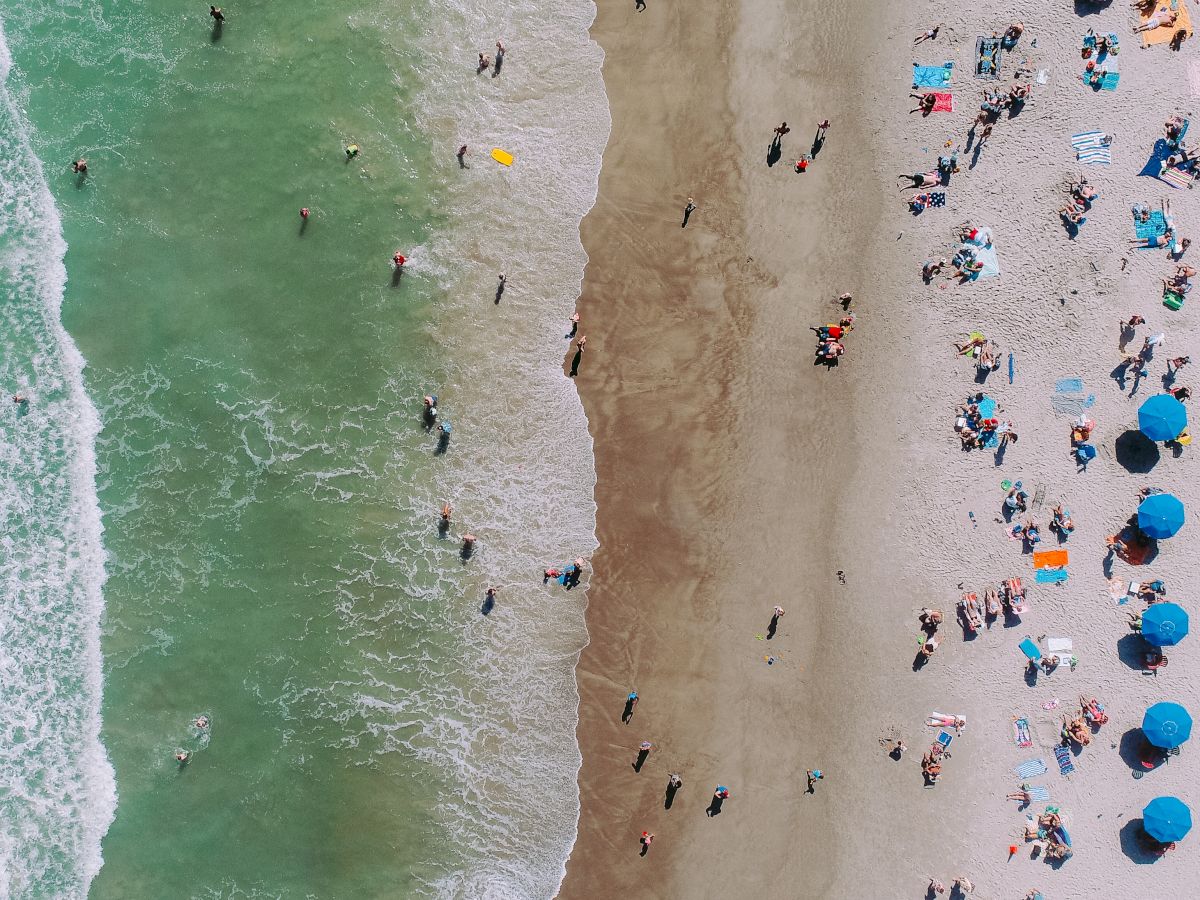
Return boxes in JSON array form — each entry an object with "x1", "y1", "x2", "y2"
[
  {"x1": 913, "y1": 63, "x2": 953, "y2": 88},
  {"x1": 1015, "y1": 758, "x2": 1048, "y2": 778},
  {"x1": 1072, "y1": 130, "x2": 1111, "y2": 163},
  {"x1": 1054, "y1": 745, "x2": 1076, "y2": 776},
  {"x1": 1026, "y1": 785, "x2": 1051, "y2": 801}
]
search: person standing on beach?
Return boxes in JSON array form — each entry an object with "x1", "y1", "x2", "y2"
[
  {"x1": 566, "y1": 312, "x2": 580, "y2": 339},
  {"x1": 806, "y1": 769, "x2": 823, "y2": 792},
  {"x1": 682, "y1": 198, "x2": 696, "y2": 228},
  {"x1": 639, "y1": 832, "x2": 653, "y2": 855},
  {"x1": 457, "y1": 144, "x2": 468, "y2": 167},
  {"x1": 622, "y1": 691, "x2": 639, "y2": 723},
  {"x1": 767, "y1": 605, "x2": 784, "y2": 639},
  {"x1": 634, "y1": 740, "x2": 652, "y2": 771},
  {"x1": 773, "y1": 122, "x2": 790, "y2": 140},
  {"x1": 569, "y1": 337, "x2": 585, "y2": 377}
]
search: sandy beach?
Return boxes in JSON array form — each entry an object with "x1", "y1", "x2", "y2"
[{"x1": 565, "y1": 0, "x2": 1199, "y2": 896}]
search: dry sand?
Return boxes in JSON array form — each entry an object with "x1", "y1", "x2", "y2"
[{"x1": 563, "y1": 0, "x2": 1198, "y2": 897}]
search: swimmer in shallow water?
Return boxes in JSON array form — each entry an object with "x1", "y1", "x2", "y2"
[
  {"x1": 194, "y1": 715, "x2": 210, "y2": 729},
  {"x1": 175, "y1": 749, "x2": 191, "y2": 765}
]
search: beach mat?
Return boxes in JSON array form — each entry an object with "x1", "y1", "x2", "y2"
[
  {"x1": 1142, "y1": 1, "x2": 1193, "y2": 47},
  {"x1": 1033, "y1": 549, "x2": 1069, "y2": 569},
  {"x1": 1139, "y1": 138, "x2": 1194, "y2": 187},
  {"x1": 931, "y1": 92, "x2": 954, "y2": 112},
  {"x1": 1080, "y1": 70, "x2": 1120, "y2": 92},
  {"x1": 1015, "y1": 758, "x2": 1047, "y2": 778},
  {"x1": 1056, "y1": 377, "x2": 1084, "y2": 393},
  {"x1": 930, "y1": 192, "x2": 946, "y2": 208},
  {"x1": 1135, "y1": 210, "x2": 1168, "y2": 241},
  {"x1": 1054, "y1": 745, "x2": 1076, "y2": 776},
  {"x1": 975, "y1": 36, "x2": 1002, "y2": 78},
  {"x1": 1072, "y1": 131, "x2": 1111, "y2": 164},
  {"x1": 1013, "y1": 717, "x2": 1033, "y2": 748},
  {"x1": 913, "y1": 62, "x2": 953, "y2": 88},
  {"x1": 1036, "y1": 568, "x2": 1070, "y2": 584},
  {"x1": 1161, "y1": 167, "x2": 1194, "y2": 190},
  {"x1": 963, "y1": 227, "x2": 1000, "y2": 278},
  {"x1": 1027, "y1": 785, "x2": 1051, "y2": 801}
]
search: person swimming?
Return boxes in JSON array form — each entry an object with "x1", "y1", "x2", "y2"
[
  {"x1": 393, "y1": 251, "x2": 406, "y2": 268},
  {"x1": 174, "y1": 749, "x2": 191, "y2": 765},
  {"x1": 194, "y1": 715, "x2": 210, "y2": 729}
]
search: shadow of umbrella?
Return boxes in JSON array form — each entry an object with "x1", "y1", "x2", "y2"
[{"x1": 1115, "y1": 429, "x2": 1160, "y2": 473}]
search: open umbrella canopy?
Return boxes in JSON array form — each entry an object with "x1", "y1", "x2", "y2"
[
  {"x1": 1142, "y1": 602, "x2": 1190, "y2": 647},
  {"x1": 1138, "y1": 493, "x2": 1186, "y2": 539},
  {"x1": 1143, "y1": 702, "x2": 1193, "y2": 748},
  {"x1": 1139, "y1": 394, "x2": 1188, "y2": 442},
  {"x1": 1143, "y1": 796, "x2": 1192, "y2": 843}
]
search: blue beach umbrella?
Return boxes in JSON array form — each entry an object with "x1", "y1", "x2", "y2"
[
  {"x1": 1142, "y1": 602, "x2": 1190, "y2": 647},
  {"x1": 1139, "y1": 394, "x2": 1188, "y2": 442},
  {"x1": 1142, "y1": 702, "x2": 1193, "y2": 749},
  {"x1": 1143, "y1": 796, "x2": 1192, "y2": 843},
  {"x1": 1138, "y1": 493, "x2": 1186, "y2": 539}
]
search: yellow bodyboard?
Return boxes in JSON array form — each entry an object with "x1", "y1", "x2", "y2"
[{"x1": 491, "y1": 148, "x2": 513, "y2": 167}]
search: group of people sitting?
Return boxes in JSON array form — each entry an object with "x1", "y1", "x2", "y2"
[
  {"x1": 954, "y1": 397, "x2": 1017, "y2": 450},
  {"x1": 811, "y1": 316, "x2": 855, "y2": 362},
  {"x1": 954, "y1": 333, "x2": 1001, "y2": 373},
  {"x1": 1129, "y1": 199, "x2": 1178, "y2": 250},
  {"x1": 1162, "y1": 263, "x2": 1197, "y2": 295},
  {"x1": 1059, "y1": 178, "x2": 1098, "y2": 227}
]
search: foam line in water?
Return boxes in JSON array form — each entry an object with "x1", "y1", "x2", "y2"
[{"x1": 0, "y1": 18, "x2": 116, "y2": 896}]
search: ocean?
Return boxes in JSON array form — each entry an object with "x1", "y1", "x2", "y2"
[{"x1": 0, "y1": 0, "x2": 606, "y2": 896}]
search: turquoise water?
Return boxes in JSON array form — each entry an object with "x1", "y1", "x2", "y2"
[{"x1": 0, "y1": 0, "x2": 606, "y2": 896}]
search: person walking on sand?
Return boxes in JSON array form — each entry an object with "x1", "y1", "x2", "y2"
[
  {"x1": 566, "y1": 312, "x2": 580, "y2": 339},
  {"x1": 634, "y1": 740, "x2": 652, "y2": 772},
  {"x1": 773, "y1": 121, "x2": 790, "y2": 140},
  {"x1": 682, "y1": 198, "x2": 696, "y2": 227},
  {"x1": 767, "y1": 605, "x2": 784, "y2": 639},
  {"x1": 623, "y1": 690, "x2": 639, "y2": 723},
  {"x1": 1169, "y1": 356, "x2": 1191, "y2": 373},
  {"x1": 953, "y1": 876, "x2": 975, "y2": 893},
  {"x1": 457, "y1": 144, "x2": 468, "y2": 167},
  {"x1": 914, "y1": 24, "x2": 942, "y2": 44},
  {"x1": 640, "y1": 832, "x2": 653, "y2": 855},
  {"x1": 927, "y1": 878, "x2": 946, "y2": 895},
  {"x1": 494, "y1": 41, "x2": 506, "y2": 75},
  {"x1": 806, "y1": 769, "x2": 823, "y2": 792}
]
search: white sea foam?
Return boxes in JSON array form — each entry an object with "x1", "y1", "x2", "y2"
[
  {"x1": 0, "y1": 20, "x2": 116, "y2": 897},
  {"x1": 357, "y1": 0, "x2": 610, "y2": 895}
]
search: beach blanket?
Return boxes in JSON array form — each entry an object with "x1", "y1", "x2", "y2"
[
  {"x1": 1056, "y1": 377, "x2": 1083, "y2": 393},
  {"x1": 1141, "y1": 0, "x2": 1193, "y2": 48},
  {"x1": 1019, "y1": 638, "x2": 1042, "y2": 662},
  {"x1": 1013, "y1": 717, "x2": 1033, "y2": 748},
  {"x1": 962, "y1": 226, "x2": 1000, "y2": 279},
  {"x1": 1033, "y1": 549, "x2": 1068, "y2": 570},
  {"x1": 1036, "y1": 568, "x2": 1070, "y2": 584},
  {"x1": 976, "y1": 36, "x2": 1002, "y2": 79},
  {"x1": 1072, "y1": 131, "x2": 1112, "y2": 165},
  {"x1": 1054, "y1": 745, "x2": 1076, "y2": 776},
  {"x1": 930, "y1": 192, "x2": 946, "y2": 208},
  {"x1": 1027, "y1": 785, "x2": 1051, "y2": 801},
  {"x1": 913, "y1": 62, "x2": 953, "y2": 88},
  {"x1": 1080, "y1": 70, "x2": 1120, "y2": 92},
  {"x1": 931, "y1": 92, "x2": 954, "y2": 112},
  {"x1": 977, "y1": 396, "x2": 997, "y2": 418},
  {"x1": 1135, "y1": 210, "x2": 1168, "y2": 242},
  {"x1": 1140, "y1": 138, "x2": 1195, "y2": 188},
  {"x1": 1015, "y1": 758, "x2": 1047, "y2": 778}
]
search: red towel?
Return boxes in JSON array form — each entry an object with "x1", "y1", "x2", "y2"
[{"x1": 932, "y1": 93, "x2": 954, "y2": 112}]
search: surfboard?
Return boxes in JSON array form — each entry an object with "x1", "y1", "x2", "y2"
[{"x1": 491, "y1": 148, "x2": 513, "y2": 167}]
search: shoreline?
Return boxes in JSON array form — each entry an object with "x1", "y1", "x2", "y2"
[{"x1": 563, "y1": 0, "x2": 891, "y2": 894}]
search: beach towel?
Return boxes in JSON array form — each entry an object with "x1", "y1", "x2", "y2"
[
  {"x1": 1013, "y1": 717, "x2": 1033, "y2": 748},
  {"x1": 913, "y1": 62, "x2": 953, "y2": 88},
  {"x1": 931, "y1": 92, "x2": 954, "y2": 112},
  {"x1": 1141, "y1": 0, "x2": 1193, "y2": 48},
  {"x1": 963, "y1": 227, "x2": 999, "y2": 278},
  {"x1": 977, "y1": 396, "x2": 997, "y2": 418},
  {"x1": 1036, "y1": 568, "x2": 1070, "y2": 584},
  {"x1": 975, "y1": 36, "x2": 1002, "y2": 79},
  {"x1": 1055, "y1": 377, "x2": 1084, "y2": 393},
  {"x1": 1054, "y1": 745, "x2": 1076, "y2": 776},
  {"x1": 930, "y1": 192, "x2": 946, "y2": 208},
  {"x1": 1135, "y1": 210, "x2": 1168, "y2": 242},
  {"x1": 1047, "y1": 637, "x2": 1073, "y2": 656},
  {"x1": 1165, "y1": 290, "x2": 1185, "y2": 311},
  {"x1": 1033, "y1": 549, "x2": 1068, "y2": 570},
  {"x1": 936, "y1": 731, "x2": 953, "y2": 749},
  {"x1": 1026, "y1": 785, "x2": 1051, "y2": 801},
  {"x1": 1019, "y1": 638, "x2": 1042, "y2": 662},
  {"x1": 1161, "y1": 167, "x2": 1194, "y2": 190},
  {"x1": 1015, "y1": 758, "x2": 1047, "y2": 778},
  {"x1": 1077, "y1": 145, "x2": 1112, "y2": 164}
]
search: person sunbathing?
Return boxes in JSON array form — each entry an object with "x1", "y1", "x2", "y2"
[
  {"x1": 1073, "y1": 182, "x2": 1098, "y2": 204},
  {"x1": 1038, "y1": 812, "x2": 1061, "y2": 831},
  {"x1": 1064, "y1": 715, "x2": 1091, "y2": 746},
  {"x1": 955, "y1": 335, "x2": 986, "y2": 355},
  {"x1": 1050, "y1": 504, "x2": 1075, "y2": 536},
  {"x1": 1081, "y1": 696, "x2": 1109, "y2": 726},
  {"x1": 1134, "y1": 9, "x2": 1177, "y2": 33},
  {"x1": 1166, "y1": 116, "x2": 1185, "y2": 143},
  {"x1": 1008, "y1": 83, "x2": 1031, "y2": 105},
  {"x1": 817, "y1": 340, "x2": 844, "y2": 359},
  {"x1": 1060, "y1": 202, "x2": 1087, "y2": 225},
  {"x1": 1169, "y1": 385, "x2": 1191, "y2": 401},
  {"x1": 1023, "y1": 518, "x2": 1041, "y2": 546},
  {"x1": 899, "y1": 170, "x2": 940, "y2": 190},
  {"x1": 1130, "y1": 228, "x2": 1174, "y2": 249},
  {"x1": 978, "y1": 342, "x2": 998, "y2": 370}
]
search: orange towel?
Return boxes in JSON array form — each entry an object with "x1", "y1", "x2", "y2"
[
  {"x1": 1033, "y1": 549, "x2": 1069, "y2": 570},
  {"x1": 1141, "y1": 1, "x2": 1192, "y2": 48}
]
